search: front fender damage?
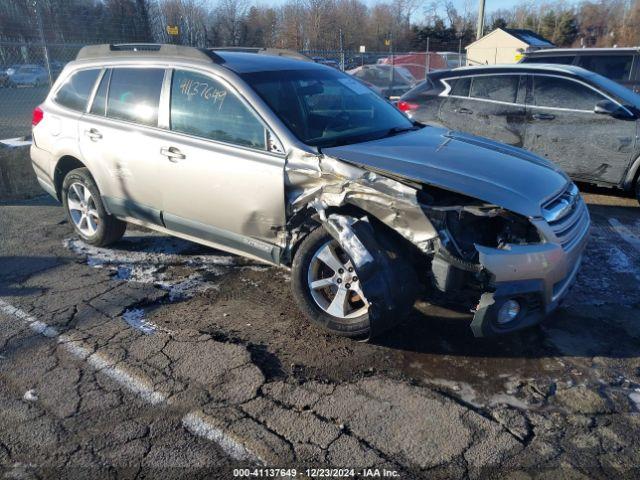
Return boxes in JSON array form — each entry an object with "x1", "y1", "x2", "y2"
[
  {"x1": 285, "y1": 150, "x2": 438, "y2": 250},
  {"x1": 322, "y1": 213, "x2": 415, "y2": 336},
  {"x1": 284, "y1": 150, "x2": 435, "y2": 335}
]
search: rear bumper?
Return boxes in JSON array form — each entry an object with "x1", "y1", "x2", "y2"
[
  {"x1": 470, "y1": 216, "x2": 589, "y2": 337},
  {"x1": 30, "y1": 143, "x2": 57, "y2": 200}
]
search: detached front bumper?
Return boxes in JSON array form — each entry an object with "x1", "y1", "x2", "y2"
[{"x1": 470, "y1": 210, "x2": 590, "y2": 337}]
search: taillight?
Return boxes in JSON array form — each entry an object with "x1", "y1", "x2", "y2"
[
  {"x1": 32, "y1": 106, "x2": 44, "y2": 126},
  {"x1": 397, "y1": 101, "x2": 418, "y2": 112}
]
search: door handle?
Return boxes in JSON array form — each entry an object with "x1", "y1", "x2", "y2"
[
  {"x1": 456, "y1": 107, "x2": 473, "y2": 115},
  {"x1": 160, "y1": 146, "x2": 186, "y2": 162},
  {"x1": 532, "y1": 113, "x2": 555, "y2": 121},
  {"x1": 84, "y1": 128, "x2": 102, "y2": 141}
]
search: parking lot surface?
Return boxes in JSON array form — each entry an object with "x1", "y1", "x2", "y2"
[{"x1": 1, "y1": 188, "x2": 640, "y2": 479}]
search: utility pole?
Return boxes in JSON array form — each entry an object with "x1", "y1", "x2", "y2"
[
  {"x1": 339, "y1": 29, "x2": 345, "y2": 72},
  {"x1": 424, "y1": 37, "x2": 430, "y2": 78},
  {"x1": 33, "y1": 0, "x2": 53, "y2": 86},
  {"x1": 476, "y1": 0, "x2": 486, "y2": 40}
]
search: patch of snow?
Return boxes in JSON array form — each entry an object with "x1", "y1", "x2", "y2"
[
  {"x1": 489, "y1": 393, "x2": 529, "y2": 410},
  {"x1": 425, "y1": 378, "x2": 479, "y2": 406},
  {"x1": 607, "y1": 245, "x2": 634, "y2": 273},
  {"x1": 609, "y1": 217, "x2": 640, "y2": 253},
  {"x1": 122, "y1": 308, "x2": 157, "y2": 335},
  {"x1": 64, "y1": 233, "x2": 268, "y2": 300},
  {"x1": 629, "y1": 391, "x2": 640, "y2": 411},
  {"x1": 23, "y1": 389, "x2": 38, "y2": 402},
  {"x1": 563, "y1": 223, "x2": 640, "y2": 306}
]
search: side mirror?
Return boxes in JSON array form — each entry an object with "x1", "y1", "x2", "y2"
[{"x1": 594, "y1": 99, "x2": 632, "y2": 119}]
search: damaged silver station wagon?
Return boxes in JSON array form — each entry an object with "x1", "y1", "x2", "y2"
[{"x1": 31, "y1": 44, "x2": 590, "y2": 338}]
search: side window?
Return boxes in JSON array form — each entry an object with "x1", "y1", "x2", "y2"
[
  {"x1": 470, "y1": 75, "x2": 519, "y2": 103},
  {"x1": 54, "y1": 69, "x2": 100, "y2": 111},
  {"x1": 170, "y1": 70, "x2": 266, "y2": 150},
  {"x1": 533, "y1": 76, "x2": 605, "y2": 111},
  {"x1": 106, "y1": 68, "x2": 164, "y2": 126},
  {"x1": 90, "y1": 69, "x2": 110, "y2": 116},
  {"x1": 448, "y1": 77, "x2": 471, "y2": 97},
  {"x1": 577, "y1": 55, "x2": 633, "y2": 81}
]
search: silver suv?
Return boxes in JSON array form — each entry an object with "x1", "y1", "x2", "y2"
[{"x1": 31, "y1": 44, "x2": 590, "y2": 338}]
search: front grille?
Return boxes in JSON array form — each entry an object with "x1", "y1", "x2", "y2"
[{"x1": 543, "y1": 184, "x2": 589, "y2": 250}]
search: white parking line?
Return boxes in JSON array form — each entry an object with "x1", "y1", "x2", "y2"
[
  {"x1": 0, "y1": 299, "x2": 260, "y2": 459},
  {"x1": 0, "y1": 299, "x2": 166, "y2": 405},
  {"x1": 183, "y1": 411, "x2": 263, "y2": 463},
  {"x1": 609, "y1": 218, "x2": 640, "y2": 254},
  {"x1": 0, "y1": 137, "x2": 32, "y2": 147}
]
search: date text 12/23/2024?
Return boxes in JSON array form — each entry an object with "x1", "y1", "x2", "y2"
[{"x1": 233, "y1": 468, "x2": 401, "y2": 477}]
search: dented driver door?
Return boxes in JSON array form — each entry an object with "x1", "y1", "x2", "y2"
[{"x1": 158, "y1": 68, "x2": 286, "y2": 263}]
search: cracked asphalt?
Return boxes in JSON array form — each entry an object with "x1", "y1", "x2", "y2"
[{"x1": 1, "y1": 187, "x2": 640, "y2": 479}]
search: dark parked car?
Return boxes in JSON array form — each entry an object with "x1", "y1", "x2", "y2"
[
  {"x1": 520, "y1": 48, "x2": 640, "y2": 93},
  {"x1": 399, "y1": 64, "x2": 640, "y2": 200}
]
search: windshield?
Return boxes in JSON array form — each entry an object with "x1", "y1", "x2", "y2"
[{"x1": 242, "y1": 68, "x2": 415, "y2": 148}]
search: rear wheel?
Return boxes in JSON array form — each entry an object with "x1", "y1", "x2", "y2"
[{"x1": 62, "y1": 168, "x2": 126, "y2": 246}]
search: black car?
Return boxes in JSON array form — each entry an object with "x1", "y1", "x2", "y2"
[
  {"x1": 399, "y1": 64, "x2": 640, "y2": 200},
  {"x1": 520, "y1": 48, "x2": 640, "y2": 93}
]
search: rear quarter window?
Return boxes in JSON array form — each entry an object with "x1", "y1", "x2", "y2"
[
  {"x1": 54, "y1": 69, "x2": 100, "y2": 111},
  {"x1": 448, "y1": 77, "x2": 471, "y2": 96}
]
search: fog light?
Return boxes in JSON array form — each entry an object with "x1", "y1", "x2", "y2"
[{"x1": 497, "y1": 300, "x2": 520, "y2": 324}]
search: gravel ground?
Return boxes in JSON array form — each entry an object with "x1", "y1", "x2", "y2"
[{"x1": 1, "y1": 187, "x2": 639, "y2": 479}]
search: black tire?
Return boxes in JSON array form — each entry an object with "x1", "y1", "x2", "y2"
[
  {"x1": 635, "y1": 177, "x2": 640, "y2": 205},
  {"x1": 61, "y1": 167, "x2": 126, "y2": 247},
  {"x1": 291, "y1": 226, "x2": 371, "y2": 338}
]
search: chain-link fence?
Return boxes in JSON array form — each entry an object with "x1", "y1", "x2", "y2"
[
  {"x1": 1, "y1": 42, "x2": 466, "y2": 140},
  {"x1": 0, "y1": 40, "x2": 84, "y2": 139},
  {"x1": 304, "y1": 43, "x2": 465, "y2": 99}
]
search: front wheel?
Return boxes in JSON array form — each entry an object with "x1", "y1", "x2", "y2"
[
  {"x1": 62, "y1": 167, "x2": 126, "y2": 246},
  {"x1": 291, "y1": 227, "x2": 372, "y2": 338}
]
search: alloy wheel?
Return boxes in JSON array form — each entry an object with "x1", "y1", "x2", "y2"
[
  {"x1": 67, "y1": 182, "x2": 100, "y2": 237},
  {"x1": 307, "y1": 240, "x2": 369, "y2": 319}
]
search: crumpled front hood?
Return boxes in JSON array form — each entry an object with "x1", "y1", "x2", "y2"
[{"x1": 322, "y1": 127, "x2": 569, "y2": 218}]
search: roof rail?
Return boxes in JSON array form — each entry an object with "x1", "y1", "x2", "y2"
[
  {"x1": 209, "y1": 47, "x2": 313, "y2": 62},
  {"x1": 76, "y1": 43, "x2": 224, "y2": 63}
]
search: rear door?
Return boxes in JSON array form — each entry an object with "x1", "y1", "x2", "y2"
[
  {"x1": 78, "y1": 66, "x2": 167, "y2": 224},
  {"x1": 524, "y1": 74, "x2": 636, "y2": 184},
  {"x1": 157, "y1": 68, "x2": 286, "y2": 263},
  {"x1": 440, "y1": 74, "x2": 527, "y2": 146}
]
